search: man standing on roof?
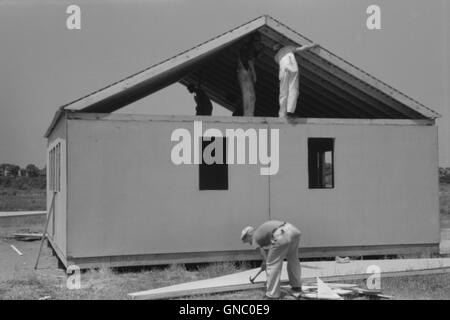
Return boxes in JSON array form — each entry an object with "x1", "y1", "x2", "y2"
[
  {"x1": 187, "y1": 82, "x2": 213, "y2": 116},
  {"x1": 273, "y1": 43, "x2": 319, "y2": 118},
  {"x1": 237, "y1": 34, "x2": 264, "y2": 116},
  {"x1": 241, "y1": 220, "x2": 302, "y2": 299}
]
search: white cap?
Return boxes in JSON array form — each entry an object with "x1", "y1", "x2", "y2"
[{"x1": 240, "y1": 226, "x2": 254, "y2": 241}]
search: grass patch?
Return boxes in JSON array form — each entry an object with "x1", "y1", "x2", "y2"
[
  {"x1": 440, "y1": 183, "x2": 450, "y2": 229},
  {"x1": 3, "y1": 264, "x2": 450, "y2": 300},
  {"x1": 0, "y1": 272, "x2": 56, "y2": 300},
  {"x1": 0, "y1": 188, "x2": 46, "y2": 211},
  {"x1": 0, "y1": 262, "x2": 255, "y2": 300},
  {"x1": 1, "y1": 181, "x2": 449, "y2": 299},
  {"x1": 0, "y1": 176, "x2": 46, "y2": 211},
  {"x1": 196, "y1": 261, "x2": 251, "y2": 279},
  {"x1": 353, "y1": 273, "x2": 450, "y2": 300}
]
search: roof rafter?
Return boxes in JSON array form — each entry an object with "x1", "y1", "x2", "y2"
[
  {"x1": 264, "y1": 16, "x2": 440, "y2": 119},
  {"x1": 51, "y1": 14, "x2": 439, "y2": 124}
]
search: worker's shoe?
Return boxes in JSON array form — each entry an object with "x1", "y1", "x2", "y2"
[
  {"x1": 286, "y1": 112, "x2": 297, "y2": 118},
  {"x1": 285, "y1": 112, "x2": 297, "y2": 124},
  {"x1": 291, "y1": 287, "x2": 303, "y2": 293}
]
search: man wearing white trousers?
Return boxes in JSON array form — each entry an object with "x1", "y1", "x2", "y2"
[
  {"x1": 273, "y1": 43, "x2": 319, "y2": 118},
  {"x1": 241, "y1": 220, "x2": 302, "y2": 299}
]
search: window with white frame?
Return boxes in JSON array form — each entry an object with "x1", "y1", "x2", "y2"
[{"x1": 48, "y1": 142, "x2": 61, "y2": 192}]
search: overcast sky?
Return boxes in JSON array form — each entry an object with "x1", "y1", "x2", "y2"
[{"x1": 0, "y1": 0, "x2": 449, "y2": 168}]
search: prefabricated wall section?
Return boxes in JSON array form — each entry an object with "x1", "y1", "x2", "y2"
[
  {"x1": 46, "y1": 113, "x2": 67, "y2": 262},
  {"x1": 58, "y1": 114, "x2": 439, "y2": 268}
]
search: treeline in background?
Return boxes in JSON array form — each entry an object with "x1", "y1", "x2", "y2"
[
  {"x1": 440, "y1": 167, "x2": 450, "y2": 184},
  {"x1": 0, "y1": 163, "x2": 46, "y2": 190}
]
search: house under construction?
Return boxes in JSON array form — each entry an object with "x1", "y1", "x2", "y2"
[{"x1": 44, "y1": 15, "x2": 441, "y2": 269}]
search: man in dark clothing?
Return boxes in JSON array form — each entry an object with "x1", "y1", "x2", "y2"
[
  {"x1": 241, "y1": 220, "x2": 302, "y2": 299},
  {"x1": 187, "y1": 83, "x2": 213, "y2": 116}
]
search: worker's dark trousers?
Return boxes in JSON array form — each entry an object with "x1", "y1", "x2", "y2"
[{"x1": 266, "y1": 223, "x2": 302, "y2": 298}]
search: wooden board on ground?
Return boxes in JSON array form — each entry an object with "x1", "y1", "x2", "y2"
[
  {"x1": 14, "y1": 233, "x2": 43, "y2": 241},
  {"x1": 0, "y1": 211, "x2": 46, "y2": 218},
  {"x1": 128, "y1": 258, "x2": 450, "y2": 300}
]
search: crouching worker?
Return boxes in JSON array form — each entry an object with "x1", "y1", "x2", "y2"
[
  {"x1": 187, "y1": 83, "x2": 213, "y2": 116},
  {"x1": 241, "y1": 221, "x2": 302, "y2": 299}
]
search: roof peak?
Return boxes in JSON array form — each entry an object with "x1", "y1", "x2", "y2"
[{"x1": 56, "y1": 15, "x2": 439, "y2": 119}]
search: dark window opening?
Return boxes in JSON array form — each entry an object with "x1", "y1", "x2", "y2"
[
  {"x1": 308, "y1": 138, "x2": 334, "y2": 189},
  {"x1": 199, "y1": 137, "x2": 228, "y2": 190}
]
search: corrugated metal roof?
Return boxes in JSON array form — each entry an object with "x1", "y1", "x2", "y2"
[{"x1": 59, "y1": 15, "x2": 440, "y2": 121}]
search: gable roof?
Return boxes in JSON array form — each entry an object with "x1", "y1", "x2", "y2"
[{"x1": 58, "y1": 15, "x2": 440, "y2": 121}]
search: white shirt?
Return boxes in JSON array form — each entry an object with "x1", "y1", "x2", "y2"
[{"x1": 274, "y1": 45, "x2": 299, "y2": 73}]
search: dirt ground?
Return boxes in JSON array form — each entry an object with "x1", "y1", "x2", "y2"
[
  {"x1": 1, "y1": 215, "x2": 450, "y2": 300},
  {"x1": 1, "y1": 182, "x2": 450, "y2": 300},
  {"x1": 0, "y1": 216, "x2": 63, "y2": 282},
  {"x1": 0, "y1": 216, "x2": 259, "y2": 299}
]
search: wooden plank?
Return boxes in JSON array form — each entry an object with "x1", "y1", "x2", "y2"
[
  {"x1": 129, "y1": 265, "x2": 450, "y2": 300},
  {"x1": 133, "y1": 282, "x2": 268, "y2": 300},
  {"x1": 316, "y1": 277, "x2": 344, "y2": 300},
  {"x1": 0, "y1": 211, "x2": 46, "y2": 218},
  {"x1": 332, "y1": 289, "x2": 354, "y2": 296},
  {"x1": 300, "y1": 283, "x2": 358, "y2": 289},
  {"x1": 10, "y1": 245, "x2": 23, "y2": 256},
  {"x1": 66, "y1": 112, "x2": 435, "y2": 126},
  {"x1": 128, "y1": 258, "x2": 450, "y2": 300},
  {"x1": 14, "y1": 233, "x2": 43, "y2": 241},
  {"x1": 352, "y1": 287, "x2": 382, "y2": 295},
  {"x1": 131, "y1": 265, "x2": 450, "y2": 300},
  {"x1": 376, "y1": 294, "x2": 394, "y2": 300},
  {"x1": 14, "y1": 233, "x2": 43, "y2": 237},
  {"x1": 302, "y1": 293, "x2": 342, "y2": 300}
]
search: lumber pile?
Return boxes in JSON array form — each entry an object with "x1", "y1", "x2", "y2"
[
  {"x1": 13, "y1": 231, "x2": 43, "y2": 241},
  {"x1": 128, "y1": 258, "x2": 450, "y2": 300},
  {"x1": 284, "y1": 278, "x2": 392, "y2": 300}
]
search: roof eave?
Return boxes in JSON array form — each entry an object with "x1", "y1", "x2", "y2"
[{"x1": 44, "y1": 108, "x2": 65, "y2": 138}]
